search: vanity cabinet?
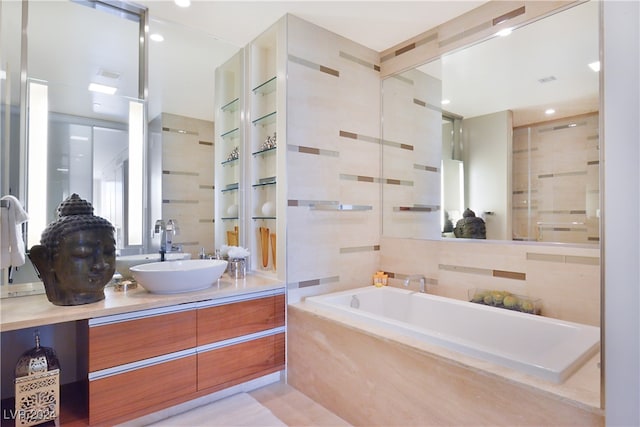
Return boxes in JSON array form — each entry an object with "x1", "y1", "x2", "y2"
[{"x1": 87, "y1": 290, "x2": 285, "y2": 426}]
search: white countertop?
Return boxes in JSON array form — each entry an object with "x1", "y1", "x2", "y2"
[{"x1": 0, "y1": 274, "x2": 285, "y2": 332}]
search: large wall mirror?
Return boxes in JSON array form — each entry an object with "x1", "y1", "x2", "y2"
[
  {"x1": 382, "y1": 1, "x2": 600, "y2": 244},
  {"x1": 1, "y1": 0, "x2": 239, "y2": 292}
]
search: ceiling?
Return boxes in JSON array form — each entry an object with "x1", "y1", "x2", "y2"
[
  {"x1": 18, "y1": 1, "x2": 598, "y2": 127},
  {"x1": 136, "y1": 1, "x2": 488, "y2": 52}
]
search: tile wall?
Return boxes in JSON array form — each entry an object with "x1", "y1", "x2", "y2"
[
  {"x1": 285, "y1": 16, "x2": 381, "y2": 303},
  {"x1": 151, "y1": 113, "x2": 215, "y2": 257},
  {"x1": 512, "y1": 113, "x2": 600, "y2": 244},
  {"x1": 379, "y1": 236, "x2": 600, "y2": 326}
]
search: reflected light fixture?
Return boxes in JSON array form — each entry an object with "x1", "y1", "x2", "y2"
[
  {"x1": 128, "y1": 101, "x2": 144, "y2": 246},
  {"x1": 0, "y1": 69, "x2": 6, "y2": 80},
  {"x1": 588, "y1": 61, "x2": 601, "y2": 72},
  {"x1": 174, "y1": 0, "x2": 190, "y2": 7},
  {"x1": 27, "y1": 81, "x2": 49, "y2": 248},
  {"x1": 441, "y1": 99, "x2": 451, "y2": 105},
  {"x1": 88, "y1": 82, "x2": 117, "y2": 95},
  {"x1": 150, "y1": 33, "x2": 164, "y2": 42},
  {"x1": 545, "y1": 108, "x2": 556, "y2": 115},
  {"x1": 496, "y1": 27, "x2": 513, "y2": 37}
]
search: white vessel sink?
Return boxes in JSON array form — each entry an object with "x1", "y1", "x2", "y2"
[
  {"x1": 130, "y1": 259, "x2": 228, "y2": 294},
  {"x1": 116, "y1": 252, "x2": 191, "y2": 280}
]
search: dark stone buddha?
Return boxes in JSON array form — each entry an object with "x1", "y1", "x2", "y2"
[
  {"x1": 453, "y1": 208, "x2": 486, "y2": 239},
  {"x1": 29, "y1": 194, "x2": 116, "y2": 306}
]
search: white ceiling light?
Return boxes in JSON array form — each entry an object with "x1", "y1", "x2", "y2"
[
  {"x1": 545, "y1": 108, "x2": 556, "y2": 115},
  {"x1": 174, "y1": 0, "x2": 190, "y2": 7},
  {"x1": 588, "y1": 61, "x2": 600, "y2": 72},
  {"x1": 496, "y1": 28, "x2": 513, "y2": 37},
  {"x1": 88, "y1": 82, "x2": 117, "y2": 95},
  {"x1": 150, "y1": 33, "x2": 164, "y2": 42},
  {"x1": 441, "y1": 99, "x2": 451, "y2": 105}
]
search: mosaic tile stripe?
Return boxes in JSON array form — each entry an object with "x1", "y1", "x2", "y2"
[
  {"x1": 199, "y1": 141, "x2": 213, "y2": 146},
  {"x1": 492, "y1": 6, "x2": 526, "y2": 26},
  {"x1": 162, "y1": 127, "x2": 198, "y2": 136},
  {"x1": 340, "y1": 174, "x2": 379, "y2": 183},
  {"x1": 513, "y1": 206, "x2": 539, "y2": 210},
  {"x1": 439, "y1": 21, "x2": 493, "y2": 48},
  {"x1": 163, "y1": 170, "x2": 199, "y2": 177},
  {"x1": 538, "y1": 226, "x2": 587, "y2": 232},
  {"x1": 162, "y1": 199, "x2": 199, "y2": 204},
  {"x1": 526, "y1": 252, "x2": 599, "y2": 265},
  {"x1": 340, "y1": 130, "x2": 415, "y2": 152},
  {"x1": 513, "y1": 189, "x2": 538, "y2": 194},
  {"x1": 414, "y1": 163, "x2": 439, "y2": 173},
  {"x1": 538, "y1": 121, "x2": 587, "y2": 133},
  {"x1": 288, "y1": 200, "x2": 338, "y2": 207},
  {"x1": 199, "y1": 185, "x2": 214, "y2": 190},
  {"x1": 290, "y1": 276, "x2": 341, "y2": 289},
  {"x1": 538, "y1": 210, "x2": 587, "y2": 215},
  {"x1": 538, "y1": 171, "x2": 587, "y2": 179},
  {"x1": 413, "y1": 98, "x2": 443, "y2": 113},
  {"x1": 587, "y1": 160, "x2": 600, "y2": 166},
  {"x1": 339, "y1": 51, "x2": 380, "y2": 72},
  {"x1": 289, "y1": 54, "x2": 340, "y2": 77},
  {"x1": 381, "y1": 32, "x2": 437, "y2": 62},
  {"x1": 439, "y1": 264, "x2": 526, "y2": 280},
  {"x1": 198, "y1": 219, "x2": 215, "y2": 223},
  {"x1": 288, "y1": 144, "x2": 339, "y2": 157},
  {"x1": 513, "y1": 147, "x2": 539, "y2": 154},
  {"x1": 339, "y1": 245, "x2": 380, "y2": 254}
]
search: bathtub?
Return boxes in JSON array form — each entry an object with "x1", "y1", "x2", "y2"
[{"x1": 304, "y1": 286, "x2": 600, "y2": 383}]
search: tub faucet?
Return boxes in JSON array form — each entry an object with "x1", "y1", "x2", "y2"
[{"x1": 404, "y1": 274, "x2": 426, "y2": 293}]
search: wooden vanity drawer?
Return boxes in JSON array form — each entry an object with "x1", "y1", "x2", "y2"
[
  {"x1": 197, "y1": 332, "x2": 285, "y2": 392},
  {"x1": 197, "y1": 294, "x2": 285, "y2": 345},
  {"x1": 89, "y1": 354, "x2": 197, "y2": 425},
  {"x1": 89, "y1": 309, "x2": 197, "y2": 371}
]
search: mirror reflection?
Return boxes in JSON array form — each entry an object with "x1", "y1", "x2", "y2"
[
  {"x1": 2, "y1": 1, "x2": 240, "y2": 292},
  {"x1": 382, "y1": 1, "x2": 600, "y2": 244}
]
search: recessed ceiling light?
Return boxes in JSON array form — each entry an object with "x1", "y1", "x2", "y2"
[
  {"x1": 588, "y1": 61, "x2": 601, "y2": 72},
  {"x1": 496, "y1": 28, "x2": 513, "y2": 37},
  {"x1": 88, "y1": 83, "x2": 117, "y2": 95},
  {"x1": 545, "y1": 108, "x2": 556, "y2": 115},
  {"x1": 441, "y1": 99, "x2": 451, "y2": 105},
  {"x1": 174, "y1": 0, "x2": 190, "y2": 7},
  {"x1": 150, "y1": 33, "x2": 164, "y2": 42}
]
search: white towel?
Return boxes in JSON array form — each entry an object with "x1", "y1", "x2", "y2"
[{"x1": 0, "y1": 195, "x2": 29, "y2": 269}]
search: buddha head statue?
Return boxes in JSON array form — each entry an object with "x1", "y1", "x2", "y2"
[{"x1": 29, "y1": 194, "x2": 116, "y2": 306}]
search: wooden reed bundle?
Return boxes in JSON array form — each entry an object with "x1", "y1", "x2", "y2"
[
  {"x1": 260, "y1": 227, "x2": 270, "y2": 268},
  {"x1": 270, "y1": 233, "x2": 276, "y2": 270}
]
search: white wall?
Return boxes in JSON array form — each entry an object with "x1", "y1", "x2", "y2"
[
  {"x1": 462, "y1": 110, "x2": 512, "y2": 240},
  {"x1": 603, "y1": 1, "x2": 640, "y2": 424}
]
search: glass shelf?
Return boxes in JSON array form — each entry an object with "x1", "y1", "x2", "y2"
[
  {"x1": 252, "y1": 146, "x2": 277, "y2": 157},
  {"x1": 252, "y1": 181, "x2": 276, "y2": 188},
  {"x1": 221, "y1": 216, "x2": 239, "y2": 221},
  {"x1": 220, "y1": 127, "x2": 239, "y2": 139},
  {"x1": 252, "y1": 216, "x2": 276, "y2": 220},
  {"x1": 252, "y1": 111, "x2": 277, "y2": 127},
  {"x1": 221, "y1": 158, "x2": 239, "y2": 166},
  {"x1": 221, "y1": 97, "x2": 240, "y2": 113},
  {"x1": 252, "y1": 76, "x2": 277, "y2": 95},
  {"x1": 221, "y1": 183, "x2": 239, "y2": 193},
  {"x1": 310, "y1": 204, "x2": 373, "y2": 211}
]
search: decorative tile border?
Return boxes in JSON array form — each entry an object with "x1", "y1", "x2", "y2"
[
  {"x1": 199, "y1": 141, "x2": 213, "y2": 146},
  {"x1": 288, "y1": 200, "x2": 338, "y2": 207},
  {"x1": 339, "y1": 245, "x2": 380, "y2": 254},
  {"x1": 199, "y1": 185, "x2": 214, "y2": 190},
  {"x1": 288, "y1": 144, "x2": 339, "y2": 157},
  {"x1": 380, "y1": 32, "x2": 438, "y2": 62},
  {"x1": 538, "y1": 210, "x2": 587, "y2": 215},
  {"x1": 339, "y1": 130, "x2": 414, "y2": 151},
  {"x1": 162, "y1": 127, "x2": 198, "y2": 136},
  {"x1": 339, "y1": 51, "x2": 380, "y2": 72},
  {"x1": 198, "y1": 219, "x2": 215, "y2": 223},
  {"x1": 162, "y1": 199, "x2": 199, "y2": 204},
  {"x1": 163, "y1": 170, "x2": 199, "y2": 177},
  {"x1": 339, "y1": 174, "x2": 414, "y2": 187},
  {"x1": 538, "y1": 121, "x2": 588, "y2": 133},
  {"x1": 439, "y1": 264, "x2": 526, "y2": 280},
  {"x1": 289, "y1": 54, "x2": 340, "y2": 77},
  {"x1": 414, "y1": 163, "x2": 439, "y2": 173},
  {"x1": 526, "y1": 252, "x2": 599, "y2": 265},
  {"x1": 538, "y1": 171, "x2": 587, "y2": 179},
  {"x1": 289, "y1": 276, "x2": 341, "y2": 289},
  {"x1": 413, "y1": 98, "x2": 443, "y2": 113}
]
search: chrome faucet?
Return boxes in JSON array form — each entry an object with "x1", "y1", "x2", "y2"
[
  {"x1": 404, "y1": 274, "x2": 426, "y2": 293},
  {"x1": 154, "y1": 219, "x2": 180, "y2": 260}
]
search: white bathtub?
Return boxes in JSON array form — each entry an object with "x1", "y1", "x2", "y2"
[{"x1": 305, "y1": 286, "x2": 600, "y2": 383}]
